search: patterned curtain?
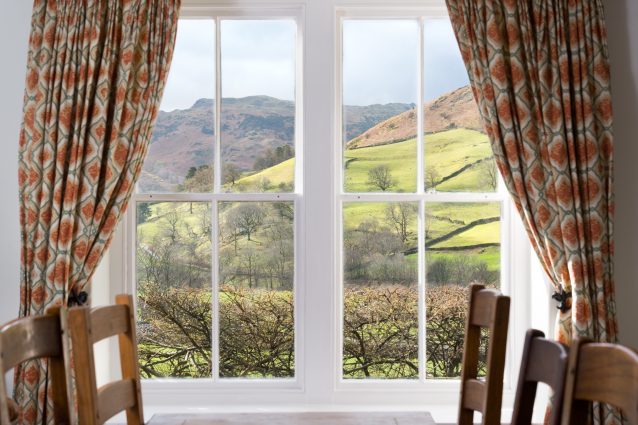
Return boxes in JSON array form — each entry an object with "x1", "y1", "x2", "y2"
[
  {"x1": 443, "y1": 0, "x2": 618, "y2": 422},
  {"x1": 15, "y1": 0, "x2": 180, "y2": 423}
]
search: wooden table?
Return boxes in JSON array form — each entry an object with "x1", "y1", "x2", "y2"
[{"x1": 148, "y1": 412, "x2": 436, "y2": 425}]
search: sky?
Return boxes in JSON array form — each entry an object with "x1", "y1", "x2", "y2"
[{"x1": 159, "y1": 18, "x2": 469, "y2": 111}]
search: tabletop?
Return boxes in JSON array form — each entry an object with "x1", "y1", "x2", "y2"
[{"x1": 148, "y1": 412, "x2": 436, "y2": 425}]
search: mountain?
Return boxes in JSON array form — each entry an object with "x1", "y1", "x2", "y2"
[
  {"x1": 343, "y1": 103, "x2": 414, "y2": 142},
  {"x1": 140, "y1": 96, "x2": 413, "y2": 192},
  {"x1": 346, "y1": 85, "x2": 483, "y2": 149}
]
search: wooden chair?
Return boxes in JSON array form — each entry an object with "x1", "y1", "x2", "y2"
[
  {"x1": 0, "y1": 308, "x2": 71, "y2": 425},
  {"x1": 561, "y1": 339, "x2": 638, "y2": 425},
  {"x1": 458, "y1": 284, "x2": 510, "y2": 425},
  {"x1": 67, "y1": 294, "x2": 144, "y2": 425},
  {"x1": 510, "y1": 329, "x2": 569, "y2": 425}
]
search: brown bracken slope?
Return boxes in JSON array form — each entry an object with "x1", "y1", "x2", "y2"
[{"x1": 346, "y1": 85, "x2": 483, "y2": 149}]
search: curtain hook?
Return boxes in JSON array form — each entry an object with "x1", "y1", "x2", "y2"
[{"x1": 551, "y1": 288, "x2": 572, "y2": 313}]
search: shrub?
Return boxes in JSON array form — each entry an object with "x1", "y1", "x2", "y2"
[
  {"x1": 219, "y1": 285, "x2": 294, "y2": 377},
  {"x1": 137, "y1": 283, "x2": 486, "y2": 379},
  {"x1": 343, "y1": 285, "x2": 419, "y2": 378},
  {"x1": 427, "y1": 255, "x2": 498, "y2": 286}
]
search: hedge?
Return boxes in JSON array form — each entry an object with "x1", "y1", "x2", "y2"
[{"x1": 137, "y1": 284, "x2": 486, "y2": 379}]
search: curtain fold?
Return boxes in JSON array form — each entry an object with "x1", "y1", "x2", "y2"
[
  {"x1": 444, "y1": 0, "x2": 618, "y2": 422},
  {"x1": 15, "y1": 0, "x2": 180, "y2": 423}
]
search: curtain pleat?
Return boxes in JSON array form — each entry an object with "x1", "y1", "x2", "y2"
[
  {"x1": 15, "y1": 1, "x2": 180, "y2": 423},
  {"x1": 444, "y1": 1, "x2": 618, "y2": 422}
]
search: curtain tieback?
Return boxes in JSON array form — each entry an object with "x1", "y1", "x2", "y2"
[
  {"x1": 552, "y1": 289, "x2": 572, "y2": 313},
  {"x1": 68, "y1": 290, "x2": 89, "y2": 307}
]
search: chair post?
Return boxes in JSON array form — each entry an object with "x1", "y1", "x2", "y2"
[
  {"x1": 511, "y1": 329, "x2": 569, "y2": 425},
  {"x1": 511, "y1": 330, "x2": 544, "y2": 425},
  {"x1": 561, "y1": 338, "x2": 590, "y2": 425},
  {"x1": 0, "y1": 338, "x2": 10, "y2": 425},
  {"x1": 458, "y1": 284, "x2": 510, "y2": 425},
  {"x1": 483, "y1": 293, "x2": 510, "y2": 424},
  {"x1": 45, "y1": 307, "x2": 72, "y2": 425},
  {"x1": 458, "y1": 284, "x2": 484, "y2": 425},
  {"x1": 116, "y1": 294, "x2": 144, "y2": 425},
  {"x1": 68, "y1": 306, "x2": 100, "y2": 425}
]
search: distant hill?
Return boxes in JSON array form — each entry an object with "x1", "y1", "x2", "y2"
[
  {"x1": 346, "y1": 86, "x2": 483, "y2": 149},
  {"x1": 140, "y1": 96, "x2": 413, "y2": 191},
  {"x1": 343, "y1": 103, "x2": 414, "y2": 142}
]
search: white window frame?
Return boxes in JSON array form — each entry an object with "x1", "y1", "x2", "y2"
[
  {"x1": 124, "y1": 4, "x2": 306, "y2": 393},
  {"x1": 333, "y1": 6, "x2": 529, "y2": 394},
  {"x1": 105, "y1": 0, "x2": 534, "y2": 419}
]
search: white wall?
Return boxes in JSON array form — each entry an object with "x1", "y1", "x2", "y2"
[
  {"x1": 0, "y1": 0, "x2": 30, "y2": 395},
  {"x1": 605, "y1": 0, "x2": 638, "y2": 348},
  {"x1": 0, "y1": 1, "x2": 30, "y2": 325}
]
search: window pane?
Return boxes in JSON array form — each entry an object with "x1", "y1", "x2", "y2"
[
  {"x1": 343, "y1": 202, "x2": 419, "y2": 378},
  {"x1": 218, "y1": 201, "x2": 294, "y2": 377},
  {"x1": 136, "y1": 202, "x2": 213, "y2": 378},
  {"x1": 343, "y1": 21, "x2": 418, "y2": 193},
  {"x1": 425, "y1": 202, "x2": 500, "y2": 378},
  {"x1": 423, "y1": 19, "x2": 497, "y2": 192},
  {"x1": 139, "y1": 20, "x2": 215, "y2": 193},
  {"x1": 221, "y1": 20, "x2": 296, "y2": 193}
]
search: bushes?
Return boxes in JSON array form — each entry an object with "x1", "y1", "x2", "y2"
[
  {"x1": 138, "y1": 286, "x2": 213, "y2": 378},
  {"x1": 219, "y1": 286, "x2": 294, "y2": 377},
  {"x1": 427, "y1": 255, "x2": 498, "y2": 287},
  {"x1": 343, "y1": 286, "x2": 418, "y2": 378},
  {"x1": 138, "y1": 283, "x2": 485, "y2": 379}
]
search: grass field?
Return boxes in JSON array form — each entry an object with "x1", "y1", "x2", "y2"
[
  {"x1": 138, "y1": 126, "x2": 502, "y2": 279},
  {"x1": 233, "y1": 128, "x2": 494, "y2": 194},
  {"x1": 342, "y1": 200, "x2": 500, "y2": 268},
  {"x1": 139, "y1": 106, "x2": 501, "y2": 378},
  {"x1": 424, "y1": 129, "x2": 493, "y2": 192},
  {"x1": 235, "y1": 158, "x2": 295, "y2": 189},
  {"x1": 345, "y1": 138, "x2": 418, "y2": 192},
  {"x1": 137, "y1": 202, "x2": 211, "y2": 242}
]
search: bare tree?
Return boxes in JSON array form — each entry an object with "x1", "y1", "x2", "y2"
[
  {"x1": 425, "y1": 166, "x2": 441, "y2": 190},
  {"x1": 238, "y1": 246, "x2": 260, "y2": 288},
  {"x1": 481, "y1": 160, "x2": 498, "y2": 190},
  {"x1": 162, "y1": 209, "x2": 180, "y2": 242},
  {"x1": 367, "y1": 165, "x2": 396, "y2": 192},
  {"x1": 181, "y1": 165, "x2": 213, "y2": 193},
  {"x1": 384, "y1": 203, "x2": 417, "y2": 244},
  {"x1": 229, "y1": 203, "x2": 265, "y2": 241},
  {"x1": 424, "y1": 213, "x2": 434, "y2": 239},
  {"x1": 223, "y1": 163, "x2": 241, "y2": 186}
]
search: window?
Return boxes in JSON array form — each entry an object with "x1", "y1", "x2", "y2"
[
  {"x1": 119, "y1": 1, "x2": 530, "y2": 413},
  {"x1": 337, "y1": 14, "x2": 506, "y2": 382},
  {"x1": 133, "y1": 14, "x2": 301, "y2": 380}
]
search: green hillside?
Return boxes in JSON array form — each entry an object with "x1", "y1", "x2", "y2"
[
  {"x1": 235, "y1": 158, "x2": 295, "y2": 190},
  {"x1": 233, "y1": 128, "x2": 494, "y2": 193},
  {"x1": 345, "y1": 138, "x2": 418, "y2": 192},
  {"x1": 424, "y1": 129, "x2": 494, "y2": 192}
]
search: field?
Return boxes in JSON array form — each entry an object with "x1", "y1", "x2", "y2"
[
  {"x1": 236, "y1": 158, "x2": 295, "y2": 190},
  {"x1": 235, "y1": 128, "x2": 494, "y2": 194},
  {"x1": 136, "y1": 125, "x2": 499, "y2": 380}
]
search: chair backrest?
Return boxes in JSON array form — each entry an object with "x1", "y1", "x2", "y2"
[
  {"x1": 0, "y1": 308, "x2": 71, "y2": 425},
  {"x1": 561, "y1": 339, "x2": 638, "y2": 425},
  {"x1": 458, "y1": 284, "x2": 510, "y2": 425},
  {"x1": 67, "y1": 294, "x2": 144, "y2": 425},
  {"x1": 511, "y1": 329, "x2": 569, "y2": 425}
]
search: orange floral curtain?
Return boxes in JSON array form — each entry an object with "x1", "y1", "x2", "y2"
[
  {"x1": 15, "y1": 0, "x2": 180, "y2": 423},
  {"x1": 444, "y1": 0, "x2": 618, "y2": 421}
]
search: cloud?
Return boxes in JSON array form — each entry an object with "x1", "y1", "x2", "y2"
[
  {"x1": 160, "y1": 20, "x2": 215, "y2": 112},
  {"x1": 423, "y1": 19, "x2": 470, "y2": 101},
  {"x1": 159, "y1": 18, "x2": 469, "y2": 111},
  {"x1": 221, "y1": 20, "x2": 296, "y2": 101},
  {"x1": 343, "y1": 20, "x2": 419, "y2": 106}
]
